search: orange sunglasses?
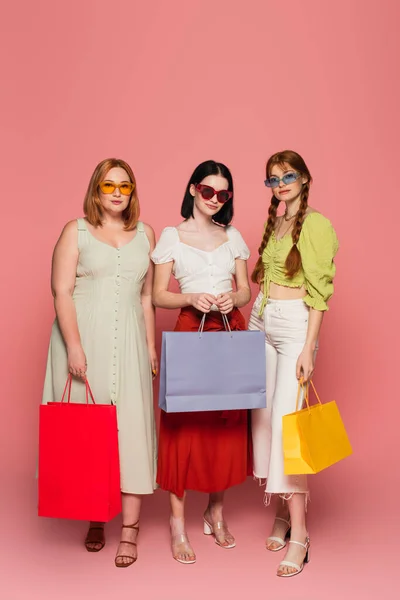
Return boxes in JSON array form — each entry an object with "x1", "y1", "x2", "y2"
[{"x1": 99, "y1": 181, "x2": 135, "y2": 196}]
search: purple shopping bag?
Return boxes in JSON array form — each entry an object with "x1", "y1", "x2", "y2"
[{"x1": 158, "y1": 317, "x2": 266, "y2": 413}]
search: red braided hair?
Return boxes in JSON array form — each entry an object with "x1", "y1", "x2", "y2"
[{"x1": 251, "y1": 150, "x2": 312, "y2": 284}]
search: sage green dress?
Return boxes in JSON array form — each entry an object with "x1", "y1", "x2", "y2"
[{"x1": 42, "y1": 218, "x2": 157, "y2": 494}]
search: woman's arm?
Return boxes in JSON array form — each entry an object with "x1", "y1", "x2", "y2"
[
  {"x1": 296, "y1": 308, "x2": 324, "y2": 382},
  {"x1": 51, "y1": 220, "x2": 86, "y2": 380},
  {"x1": 153, "y1": 262, "x2": 216, "y2": 313},
  {"x1": 141, "y1": 224, "x2": 158, "y2": 377},
  {"x1": 216, "y1": 259, "x2": 252, "y2": 314},
  {"x1": 296, "y1": 214, "x2": 338, "y2": 382}
]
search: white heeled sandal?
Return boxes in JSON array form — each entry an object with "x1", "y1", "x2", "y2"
[
  {"x1": 277, "y1": 536, "x2": 310, "y2": 577},
  {"x1": 266, "y1": 517, "x2": 291, "y2": 552}
]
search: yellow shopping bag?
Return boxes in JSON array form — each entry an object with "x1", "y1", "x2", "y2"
[{"x1": 283, "y1": 380, "x2": 352, "y2": 475}]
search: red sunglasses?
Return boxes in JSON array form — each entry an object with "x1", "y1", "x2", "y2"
[{"x1": 195, "y1": 184, "x2": 233, "y2": 204}]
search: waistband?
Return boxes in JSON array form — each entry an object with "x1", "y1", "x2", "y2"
[{"x1": 265, "y1": 297, "x2": 306, "y2": 305}]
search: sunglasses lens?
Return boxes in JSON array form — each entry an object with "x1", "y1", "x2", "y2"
[
  {"x1": 120, "y1": 183, "x2": 133, "y2": 195},
  {"x1": 217, "y1": 191, "x2": 230, "y2": 203},
  {"x1": 200, "y1": 186, "x2": 215, "y2": 200},
  {"x1": 100, "y1": 182, "x2": 115, "y2": 194},
  {"x1": 265, "y1": 178, "x2": 279, "y2": 188},
  {"x1": 283, "y1": 173, "x2": 298, "y2": 184}
]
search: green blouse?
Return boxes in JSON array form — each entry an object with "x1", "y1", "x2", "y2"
[{"x1": 259, "y1": 212, "x2": 339, "y2": 316}]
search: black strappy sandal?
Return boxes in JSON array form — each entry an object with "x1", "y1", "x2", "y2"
[{"x1": 85, "y1": 524, "x2": 105, "y2": 552}]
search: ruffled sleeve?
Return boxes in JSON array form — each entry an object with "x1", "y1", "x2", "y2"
[
  {"x1": 151, "y1": 227, "x2": 179, "y2": 264},
  {"x1": 298, "y1": 213, "x2": 339, "y2": 311},
  {"x1": 226, "y1": 226, "x2": 250, "y2": 260}
]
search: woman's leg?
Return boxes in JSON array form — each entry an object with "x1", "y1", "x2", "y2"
[
  {"x1": 170, "y1": 492, "x2": 196, "y2": 563},
  {"x1": 250, "y1": 297, "x2": 277, "y2": 482},
  {"x1": 204, "y1": 491, "x2": 235, "y2": 548},
  {"x1": 277, "y1": 493, "x2": 309, "y2": 575},
  {"x1": 115, "y1": 493, "x2": 141, "y2": 566},
  {"x1": 265, "y1": 300, "x2": 311, "y2": 574},
  {"x1": 250, "y1": 301, "x2": 282, "y2": 549},
  {"x1": 266, "y1": 497, "x2": 291, "y2": 551}
]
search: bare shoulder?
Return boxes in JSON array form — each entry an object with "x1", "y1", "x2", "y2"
[
  {"x1": 53, "y1": 220, "x2": 79, "y2": 259},
  {"x1": 212, "y1": 222, "x2": 230, "y2": 239},
  {"x1": 142, "y1": 222, "x2": 156, "y2": 252},
  {"x1": 305, "y1": 207, "x2": 319, "y2": 215},
  {"x1": 142, "y1": 222, "x2": 155, "y2": 239},
  {"x1": 176, "y1": 219, "x2": 192, "y2": 232},
  {"x1": 57, "y1": 219, "x2": 79, "y2": 244},
  {"x1": 63, "y1": 219, "x2": 79, "y2": 232}
]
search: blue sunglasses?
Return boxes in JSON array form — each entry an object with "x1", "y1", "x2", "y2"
[{"x1": 264, "y1": 171, "x2": 301, "y2": 188}]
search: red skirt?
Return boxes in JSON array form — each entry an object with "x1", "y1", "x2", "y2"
[{"x1": 157, "y1": 307, "x2": 252, "y2": 497}]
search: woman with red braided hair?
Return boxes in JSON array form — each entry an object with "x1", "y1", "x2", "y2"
[{"x1": 248, "y1": 150, "x2": 339, "y2": 578}]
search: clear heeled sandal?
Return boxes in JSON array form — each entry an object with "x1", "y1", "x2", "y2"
[
  {"x1": 203, "y1": 517, "x2": 236, "y2": 549},
  {"x1": 171, "y1": 531, "x2": 196, "y2": 564}
]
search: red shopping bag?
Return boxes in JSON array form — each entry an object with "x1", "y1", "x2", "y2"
[{"x1": 38, "y1": 375, "x2": 121, "y2": 522}]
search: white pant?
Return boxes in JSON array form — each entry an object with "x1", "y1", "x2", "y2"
[{"x1": 249, "y1": 292, "x2": 316, "y2": 502}]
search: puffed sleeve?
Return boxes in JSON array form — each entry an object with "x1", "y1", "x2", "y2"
[
  {"x1": 151, "y1": 227, "x2": 179, "y2": 264},
  {"x1": 298, "y1": 213, "x2": 339, "y2": 311},
  {"x1": 226, "y1": 226, "x2": 251, "y2": 260}
]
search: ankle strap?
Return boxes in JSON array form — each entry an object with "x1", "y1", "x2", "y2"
[
  {"x1": 122, "y1": 521, "x2": 139, "y2": 530},
  {"x1": 210, "y1": 520, "x2": 226, "y2": 531},
  {"x1": 171, "y1": 533, "x2": 189, "y2": 543},
  {"x1": 289, "y1": 537, "x2": 310, "y2": 549}
]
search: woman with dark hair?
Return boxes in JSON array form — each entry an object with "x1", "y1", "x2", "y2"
[
  {"x1": 152, "y1": 160, "x2": 252, "y2": 564},
  {"x1": 42, "y1": 159, "x2": 157, "y2": 567},
  {"x1": 248, "y1": 150, "x2": 339, "y2": 577}
]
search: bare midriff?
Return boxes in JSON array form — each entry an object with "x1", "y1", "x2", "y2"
[{"x1": 260, "y1": 281, "x2": 307, "y2": 300}]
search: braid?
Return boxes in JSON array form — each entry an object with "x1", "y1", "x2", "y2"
[
  {"x1": 251, "y1": 197, "x2": 280, "y2": 284},
  {"x1": 285, "y1": 182, "x2": 310, "y2": 278}
]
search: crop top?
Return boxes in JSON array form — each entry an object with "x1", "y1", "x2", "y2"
[
  {"x1": 259, "y1": 212, "x2": 339, "y2": 315},
  {"x1": 151, "y1": 225, "x2": 250, "y2": 299}
]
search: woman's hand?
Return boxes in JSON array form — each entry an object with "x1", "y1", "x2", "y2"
[
  {"x1": 296, "y1": 345, "x2": 315, "y2": 382},
  {"x1": 148, "y1": 346, "x2": 158, "y2": 379},
  {"x1": 67, "y1": 345, "x2": 87, "y2": 381},
  {"x1": 216, "y1": 293, "x2": 235, "y2": 315},
  {"x1": 189, "y1": 293, "x2": 216, "y2": 313}
]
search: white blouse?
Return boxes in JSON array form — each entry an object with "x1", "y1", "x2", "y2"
[{"x1": 151, "y1": 225, "x2": 250, "y2": 298}]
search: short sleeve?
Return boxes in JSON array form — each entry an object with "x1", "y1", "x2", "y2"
[
  {"x1": 298, "y1": 213, "x2": 339, "y2": 311},
  {"x1": 226, "y1": 226, "x2": 250, "y2": 260},
  {"x1": 151, "y1": 227, "x2": 179, "y2": 264}
]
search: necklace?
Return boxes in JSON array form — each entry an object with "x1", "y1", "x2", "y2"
[
  {"x1": 276, "y1": 215, "x2": 293, "y2": 240},
  {"x1": 284, "y1": 211, "x2": 297, "y2": 222}
]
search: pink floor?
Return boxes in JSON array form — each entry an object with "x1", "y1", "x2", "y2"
[{"x1": 1, "y1": 473, "x2": 390, "y2": 600}]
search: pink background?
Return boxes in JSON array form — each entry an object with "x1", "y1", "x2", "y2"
[{"x1": 0, "y1": 0, "x2": 397, "y2": 598}]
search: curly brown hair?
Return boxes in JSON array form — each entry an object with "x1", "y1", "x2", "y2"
[{"x1": 251, "y1": 150, "x2": 312, "y2": 284}]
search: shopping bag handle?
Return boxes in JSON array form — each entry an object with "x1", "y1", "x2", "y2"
[
  {"x1": 198, "y1": 313, "x2": 233, "y2": 338},
  {"x1": 60, "y1": 374, "x2": 96, "y2": 404},
  {"x1": 296, "y1": 378, "x2": 322, "y2": 412}
]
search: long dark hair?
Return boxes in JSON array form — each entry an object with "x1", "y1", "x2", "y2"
[
  {"x1": 181, "y1": 160, "x2": 234, "y2": 226},
  {"x1": 251, "y1": 150, "x2": 312, "y2": 284}
]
